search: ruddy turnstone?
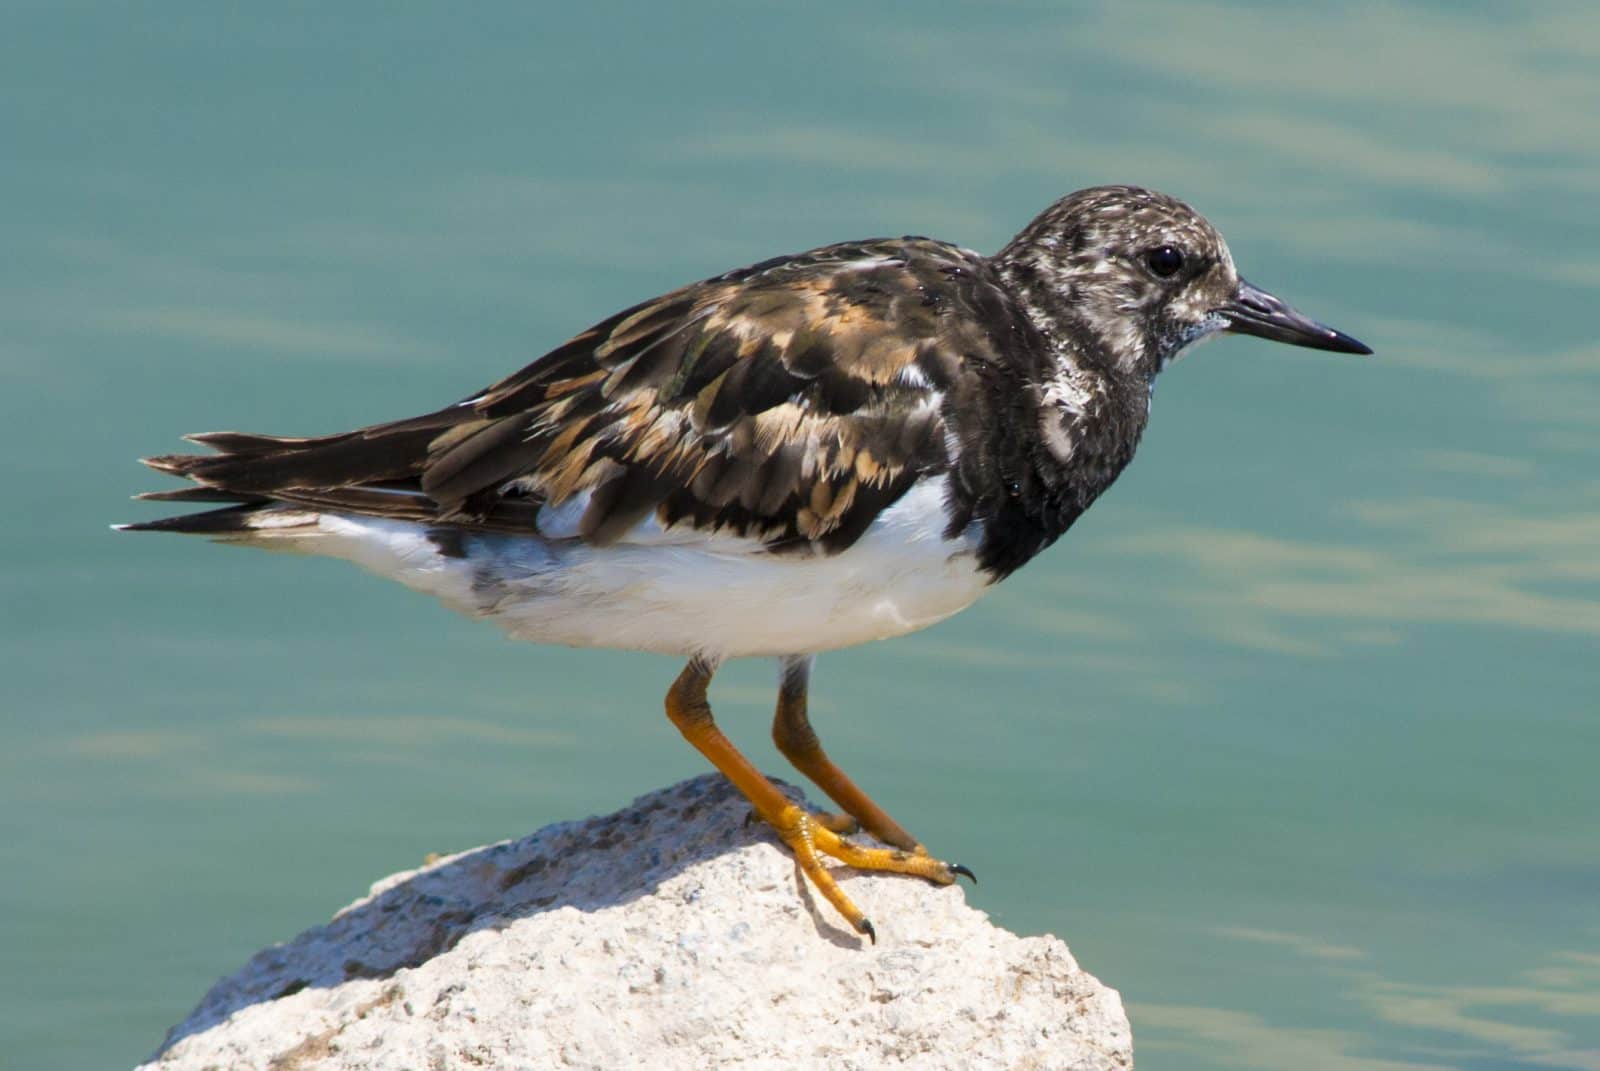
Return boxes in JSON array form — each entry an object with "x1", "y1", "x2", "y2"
[{"x1": 124, "y1": 185, "x2": 1370, "y2": 942}]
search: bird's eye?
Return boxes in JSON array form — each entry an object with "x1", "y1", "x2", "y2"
[{"x1": 1143, "y1": 245, "x2": 1185, "y2": 278}]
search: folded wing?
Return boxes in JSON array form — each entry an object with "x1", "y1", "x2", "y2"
[{"x1": 133, "y1": 239, "x2": 1009, "y2": 555}]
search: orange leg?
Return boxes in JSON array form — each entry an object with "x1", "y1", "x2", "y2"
[
  {"x1": 771, "y1": 655, "x2": 921, "y2": 851},
  {"x1": 665, "y1": 656, "x2": 963, "y2": 942}
]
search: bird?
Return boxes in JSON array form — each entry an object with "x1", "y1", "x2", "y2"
[{"x1": 122, "y1": 185, "x2": 1371, "y2": 943}]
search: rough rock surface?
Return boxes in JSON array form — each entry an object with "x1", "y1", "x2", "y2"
[{"x1": 141, "y1": 774, "x2": 1132, "y2": 1070}]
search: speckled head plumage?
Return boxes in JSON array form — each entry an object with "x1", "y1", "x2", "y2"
[{"x1": 996, "y1": 185, "x2": 1369, "y2": 381}]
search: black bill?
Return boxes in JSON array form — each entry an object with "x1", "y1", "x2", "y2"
[{"x1": 1219, "y1": 278, "x2": 1372, "y2": 355}]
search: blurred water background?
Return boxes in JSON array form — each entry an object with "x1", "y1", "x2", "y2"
[{"x1": 3, "y1": 4, "x2": 1598, "y2": 1068}]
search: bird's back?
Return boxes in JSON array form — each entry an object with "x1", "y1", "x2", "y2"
[{"x1": 131, "y1": 237, "x2": 1045, "y2": 554}]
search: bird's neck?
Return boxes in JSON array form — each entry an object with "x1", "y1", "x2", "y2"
[
  {"x1": 948, "y1": 256, "x2": 1156, "y2": 580},
  {"x1": 953, "y1": 348, "x2": 1150, "y2": 582},
  {"x1": 1033, "y1": 354, "x2": 1150, "y2": 507},
  {"x1": 992, "y1": 251, "x2": 1154, "y2": 476},
  {"x1": 994, "y1": 254, "x2": 1154, "y2": 382}
]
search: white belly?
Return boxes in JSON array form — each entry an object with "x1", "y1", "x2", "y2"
[{"x1": 256, "y1": 476, "x2": 992, "y2": 659}]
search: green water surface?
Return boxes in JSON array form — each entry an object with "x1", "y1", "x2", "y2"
[{"x1": 3, "y1": 4, "x2": 1597, "y2": 1068}]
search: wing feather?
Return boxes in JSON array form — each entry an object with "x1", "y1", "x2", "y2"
[{"x1": 136, "y1": 238, "x2": 1017, "y2": 555}]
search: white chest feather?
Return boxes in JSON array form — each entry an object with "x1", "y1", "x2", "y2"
[{"x1": 253, "y1": 476, "x2": 991, "y2": 659}]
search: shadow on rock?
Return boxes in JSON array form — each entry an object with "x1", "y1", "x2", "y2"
[{"x1": 155, "y1": 773, "x2": 777, "y2": 1056}]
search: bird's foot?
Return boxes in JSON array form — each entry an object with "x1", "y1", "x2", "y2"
[
  {"x1": 761, "y1": 802, "x2": 967, "y2": 943},
  {"x1": 810, "y1": 809, "x2": 861, "y2": 835},
  {"x1": 744, "y1": 803, "x2": 858, "y2": 835}
]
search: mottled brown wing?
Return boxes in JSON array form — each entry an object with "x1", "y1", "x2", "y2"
[{"x1": 141, "y1": 238, "x2": 1011, "y2": 555}]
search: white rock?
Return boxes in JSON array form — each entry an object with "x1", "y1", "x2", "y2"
[{"x1": 141, "y1": 775, "x2": 1132, "y2": 1070}]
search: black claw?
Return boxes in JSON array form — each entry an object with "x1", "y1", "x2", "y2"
[
  {"x1": 950, "y1": 863, "x2": 977, "y2": 884},
  {"x1": 859, "y1": 918, "x2": 877, "y2": 945}
]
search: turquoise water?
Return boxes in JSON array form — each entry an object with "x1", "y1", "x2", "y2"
[{"x1": 4, "y1": 4, "x2": 1598, "y2": 1068}]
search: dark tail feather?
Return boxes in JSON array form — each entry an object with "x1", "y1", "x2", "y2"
[
  {"x1": 134, "y1": 487, "x2": 268, "y2": 504},
  {"x1": 141, "y1": 424, "x2": 443, "y2": 493},
  {"x1": 128, "y1": 404, "x2": 482, "y2": 533},
  {"x1": 182, "y1": 430, "x2": 360, "y2": 454},
  {"x1": 116, "y1": 504, "x2": 266, "y2": 535}
]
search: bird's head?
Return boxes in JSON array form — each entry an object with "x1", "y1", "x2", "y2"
[{"x1": 996, "y1": 185, "x2": 1370, "y2": 381}]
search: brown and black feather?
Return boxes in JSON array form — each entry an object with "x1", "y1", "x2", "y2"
[{"x1": 130, "y1": 237, "x2": 1101, "y2": 577}]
